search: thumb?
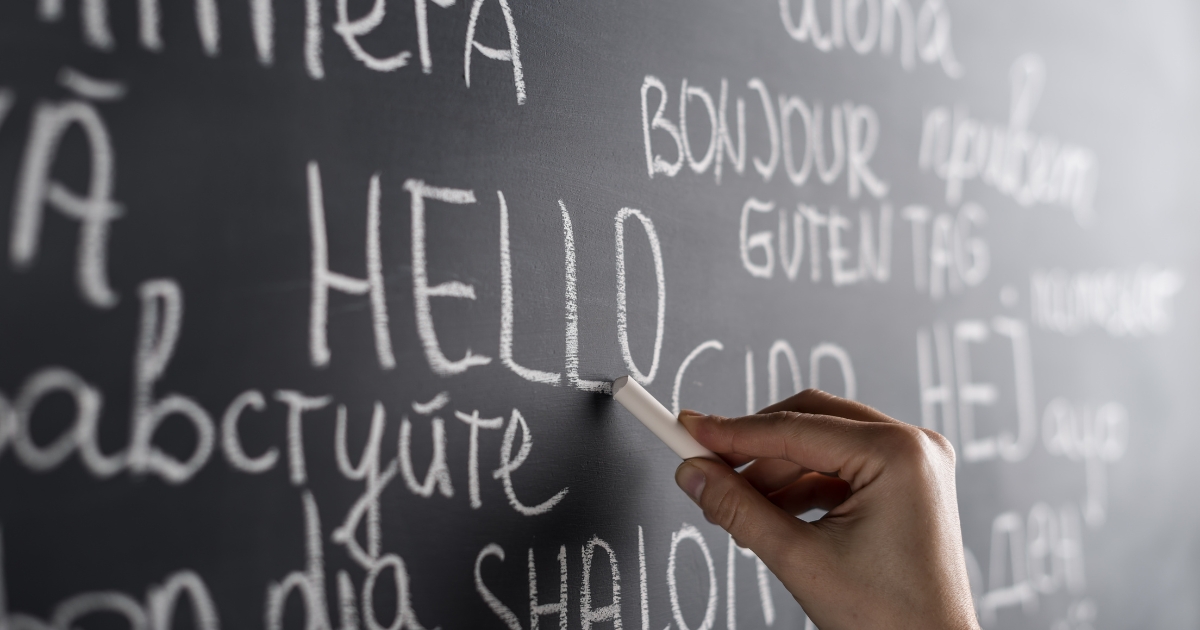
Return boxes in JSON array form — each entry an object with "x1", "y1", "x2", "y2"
[{"x1": 675, "y1": 457, "x2": 816, "y2": 564}]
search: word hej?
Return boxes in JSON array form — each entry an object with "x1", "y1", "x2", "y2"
[{"x1": 37, "y1": 0, "x2": 528, "y2": 101}]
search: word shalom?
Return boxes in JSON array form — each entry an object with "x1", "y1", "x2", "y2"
[
  {"x1": 640, "y1": 75, "x2": 888, "y2": 200},
  {"x1": 779, "y1": 0, "x2": 963, "y2": 78},
  {"x1": 919, "y1": 54, "x2": 1098, "y2": 225},
  {"x1": 477, "y1": 525, "x2": 785, "y2": 630},
  {"x1": 35, "y1": 0, "x2": 529, "y2": 102}
]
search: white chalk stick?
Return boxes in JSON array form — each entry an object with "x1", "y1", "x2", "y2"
[{"x1": 611, "y1": 375, "x2": 720, "y2": 461}]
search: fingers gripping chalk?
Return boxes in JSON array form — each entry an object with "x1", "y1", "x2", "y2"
[{"x1": 611, "y1": 376, "x2": 721, "y2": 461}]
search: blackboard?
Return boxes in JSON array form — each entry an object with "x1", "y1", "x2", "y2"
[{"x1": 1, "y1": 0, "x2": 1198, "y2": 629}]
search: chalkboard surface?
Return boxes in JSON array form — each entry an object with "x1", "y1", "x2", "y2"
[{"x1": 1, "y1": 1, "x2": 1198, "y2": 629}]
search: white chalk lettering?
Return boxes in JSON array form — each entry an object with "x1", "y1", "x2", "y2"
[
  {"x1": 493, "y1": 409, "x2": 569, "y2": 516},
  {"x1": 740, "y1": 198, "x2": 776, "y2": 279},
  {"x1": 399, "y1": 399, "x2": 454, "y2": 498},
  {"x1": 919, "y1": 55, "x2": 1097, "y2": 223},
  {"x1": 273, "y1": 390, "x2": 331, "y2": 486},
  {"x1": 334, "y1": 0, "x2": 412, "y2": 71},
  {"x1": 12, "y1": 73, "x2": 124, "y2": 308},
  {"x1": 499, "y1": 191, "x2": 562, "y2": 384},
  {"x1": 781, "y1": 0, "x2": 962, "y2": 76},
  {"x1": 221, "y1": 389, "x2": 279, "y2": 474},
  {"x1": 362, "y1": 555, "x2": 430, "y2": 630},
  {"x1": 561, "y1": 200, "x2": 610, "y2": 393},
  {"x1": 680, "y1": 79, "x2": 718, "y2": 174},
  {"x1": 809, "y1": 343, "x2": 856, "y2": 400},
  {"x1": 615, "y1": 208, "x2": 666, "y2": 385},
  {"x1": 642, "y1": 76, "x2": 684, "y2": 178},
  {"x1": 580, "y1": 536, "x2": 622, "y2": 630},
  {"x1": 306, "y1": 162, "x2": 396, "y2": 369},
  {"x1": 476, "y1": 544, "x2": 523, "y2": 630},
  {"x1": 530, "y1": 545, "x2": 569, "y2": 630},
  {"x1": 128, "y1": 280, "x2": 216, "y2": 484},
  {"x1": 406, "y1": 179, "x2": 491, "y2": 376},
  {"x1": 667, "y1": 524, "x2": 717, "y2": 630},
  {"x1": 726, "y1": 537, "x2": 776, "y2": 630},
  {"x1": 464, "y1": 0, "x2": 526, "y2": 104},
  {"x1": 266, "y1": 490, "x2": 332, "y2": 630},
  {"x1": 1030, "y1": 266, "x2": 1184, "y2": 337},
  {"x1": 672, "y1": 340, "x2": 724, "y2": 416},
  {"x1": 457, "y1": 410, "x2": 504, "y2": 509}
]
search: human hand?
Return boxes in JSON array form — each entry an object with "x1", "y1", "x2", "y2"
[{"x1": 674, "y1": 389, "x2": 979, "y2": 630}]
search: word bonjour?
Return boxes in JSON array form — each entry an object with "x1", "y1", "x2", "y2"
[{"x1": 640, "y1": 74, "x2": 888, "y2": 201}]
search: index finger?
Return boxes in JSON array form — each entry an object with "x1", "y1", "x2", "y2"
[
  {"x1": 680, "y1": 411, "x2": 900, "y2": 490},
  {"x1": 758, "y1": 389, "x2": 900, "y2": 425}
]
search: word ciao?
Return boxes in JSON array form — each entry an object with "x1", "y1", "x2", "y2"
[
  {"x1": 36, "y1": 0, "x2": 528, "y2": 102},
  {"x1": 1029, "y1": 266, "x2": 1184, "y2": 338},
  {"x1": 476, "y1": 525, "x2": 786, "y2": 630},
  {"x1": 308, "y1": 162, "x2": 668, "y2": 390},
  {"x1": 640, "y1": 75, "x2": 888, "y2": 200},
  {"x1": 671, "y1": 338, "x2": 857, "y2": 418},
  {"x1": 738, "y1": 199, "x2": 892, "y2": 287},
  {"x1": 919, "y1": 55, "x2": 1099, "y2": 225},
  {"x1": 778, "y1": 0, "x2": 963, "y2": 78}
]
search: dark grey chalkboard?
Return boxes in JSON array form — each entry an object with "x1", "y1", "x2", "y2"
[{"x1": 0, "y1": 1, "x2": 1198, "y2": 629}]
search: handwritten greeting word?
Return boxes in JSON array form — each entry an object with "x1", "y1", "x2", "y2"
[
  {"x1": 308, "y1": 162, "x2": 667, "y2": 391},
  {"x1": 901, "y1": 202, "x2": 989, "y2": 300},
  {"x1": 975, "y1": 503, "x2": 1087, "y2": 626},
  {"x1": 778, "y1": 0, "x2": 963, "y2": 78},
  {"x1": 641, "y1": 75, "x2": 889, "y2": 199},
  {"x1": 1030, "y1": 266, "x2": 1184, "y2": 337},
  {"x1": 35, "y1": 0, "x2": 527, "y2": 102},
  {"x1": 915, "y1": 318, "x2": 1036, "y2": 464},
  {"x1": 1042, "y1": 399, "x2": 1129, "y2": 528},
  {"x1": 671, "y1": 338, "x2": 856, "y2": 417},
  {"x1": 739, "y1": 199, "x2": 892, "y2": 287},
  {"x1": 475, "y1": 525, "x2": 777, "y2": 630},
  {"x1": 918, "y1": 55, "x2": 1098, "y2": 225}
]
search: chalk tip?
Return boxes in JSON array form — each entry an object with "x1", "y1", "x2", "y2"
[{"x1": 610, "y1": 375, "x2": 630, "y2": 396}]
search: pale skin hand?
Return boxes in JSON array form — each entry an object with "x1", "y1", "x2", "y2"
[{"x1": 674, "y1": 389, "x2": 980, "y2": 630}]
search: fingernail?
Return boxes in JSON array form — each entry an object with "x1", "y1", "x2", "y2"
[
  {"x1": 675, "y1": 462, "x2": 707, "y2": 503},
  {"x1": 678, "y1": 410, "x2": 705, "y2": 428}
]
